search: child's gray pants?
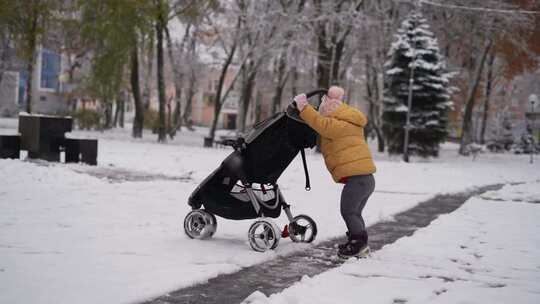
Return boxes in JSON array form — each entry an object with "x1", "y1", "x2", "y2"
[{"x1": 340, "y1": 174, "x2": 375, "y2": 235}]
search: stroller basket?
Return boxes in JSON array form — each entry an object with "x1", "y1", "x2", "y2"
[{"x1": 230, "y1": 182, "x2": 280, "y2": 209}]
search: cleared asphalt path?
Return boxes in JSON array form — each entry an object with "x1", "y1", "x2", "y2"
[{"x1": 142, "y1": 184, "x2": 505, "y2": 304}]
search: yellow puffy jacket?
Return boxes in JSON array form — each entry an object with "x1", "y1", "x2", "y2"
[{"x1": 300, "y1": 104, "x2": 376, "y2": 183}]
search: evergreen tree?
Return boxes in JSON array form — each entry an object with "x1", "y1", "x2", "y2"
[{"x1": 382, "y1": 10, "x2": 454, "y2": 157}]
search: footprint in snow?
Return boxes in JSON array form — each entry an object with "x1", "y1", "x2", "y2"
[
  {"x1": 485, "y1": 282, "x2": 506, "y2": 288},
  {"x1": 434, "y1": 288, "x2": 448, "y2": 296}
]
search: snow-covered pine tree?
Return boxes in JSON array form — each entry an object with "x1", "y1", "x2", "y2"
[{"x1": 382, "y1": 10, "x2": 454, "y2": 157}]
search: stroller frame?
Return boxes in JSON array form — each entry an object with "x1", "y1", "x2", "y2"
[
  {"x1": 233, "y1": 182, "x2": 296, "y2": 223},
  {"x1": 184, "y1": 90, "x2": 326, "y2": 251}
]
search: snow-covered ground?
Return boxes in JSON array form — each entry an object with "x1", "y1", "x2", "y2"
[
  {"x1": 1, "y1": 120, "x2": 539, "y2": 304},
  {"x1": 244, "y1": 182, "x2": 540, "y2": 304}
]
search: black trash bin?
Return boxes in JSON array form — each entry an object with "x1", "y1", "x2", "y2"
[
  {"x1": 64, "y1": 138, "x2": 98, "y2": 165},
  {"x1": 18, "y1": 114, "x2": 72, "y2": 162},
  {"x1": 0, "y1": 135, "x2": 21, "y2": 159},
  {"x1": 203, "y1": 137, "x2": 214, "y2": 147}
]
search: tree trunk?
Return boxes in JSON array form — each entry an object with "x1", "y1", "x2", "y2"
[
  {"x1": 459, "y1": 40, "x2": 493, "y2": 155},
  {"x1": 167, "y1": 98, "x2": 172, "y2": 138},
  {"x1": 183, "y1": 67, "x2": 196, "y2": 130},
  {"x1": 271, "y1": 49, "x2": 289, "y2": 115},
  {"x1": 119, "y1": 92, "x2": 125, "y2": 128},
  {"x1": 331, "y1": 33, "x2": 347, "y2": 86},
  {"x1": 291, "y1": 58, "x2": 299, "y2": 96},
  {"x1": 131, "y1": 45, "x2": 144, "y2": 138},
  {"x1": 142, "y1": 33, "x2": 154, "y2": 111},
  {"x1": 171, "y1": 85, "x2": 182, "y2": 134},
  {"x1": 170, "y1": 98, "x2": 180, "y2": 135},
  {"x1": 208, "y1": 64, "x2": 232, "y2": 145},
  {"x1": 103, "y1": 97, "x2": 113, "y2": 129},
  {"x1": 207, "y1": 18, "x2": 242, "y2": 145},
  {"x1": 316, "y1": 31, "x2": 331, "y2": 89},
  {"x1": 182, "y1": 27, "x2": 198, "y2": 131},
  {"x1": 480, "y1": 50, "x2": 495, "y2": 145},
  {"x1": 155, "y1": 20, "x2": 166, "y2": 142},
  {"x1": 209, "y1": 106, "x2": 220, "y2": 144},
  {"x1": 208, "y1": 59, "x2": 244, "y2": 145},
  {"x1": 313, "y1": 0, "x2": 330, "y2": 89},
  {"x1": 254, "y1": 92, "x2": 263, "y2": 123},
  {"x1": 25, "y1": 52, "x2": 36, "y2": 114},
  {"x1": 113, "y1": 98, "x2": 120, "y2": 127},
  {"x1": 24, "y1": 42, "x2": 37, "y2": 114},
  {"x1": 165, "y1": 24, "x2": 190, "y2": 137},
  {"x1": 142, "y1": 86, "x2": 151, "y2": 111},
  {"x1": 113, "y1": 90, "x2": 125, "y2": 128},
  {"x1": 315, "y1": 0, "x2": 359, "y2": 88},
  {"x1": 24, "y1": 9, "x2": 40, "y2": 114},
  {"x1": 374, "y1": 126, "x2": 385, "y2": 152},
  {"x1": 239, "y1": 66, "x2": 256, "y2": 133},
  {"x1": 271, "y1": 80, "x2": 287, "y2": 115},
  {"x1": 238, "y1": 67, "x2": 248, "y2": 132},
  {"x1": 0, "y1": 31, "x2": 11, "y2": 90},
  {"x1": 365, "y1": 54, "x2": 385, "y2": 152}
]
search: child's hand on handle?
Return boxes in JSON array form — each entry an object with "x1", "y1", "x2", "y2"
[{"x1": 294, "y1": 94, "x2": 308, "y2": 112}]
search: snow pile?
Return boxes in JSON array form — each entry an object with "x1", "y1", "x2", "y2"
[
  {"x1": 243, "y1": 291, "x2": 272, "y2": 304},
  {"x1": 244, "y1": 182, "x2": 540, "y2": 304},
  {"x1": 480, "y1": 181, "x2": 540, "y2": 203}
]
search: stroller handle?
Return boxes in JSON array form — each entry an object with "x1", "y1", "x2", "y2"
[
  {"x1": 293, "y1": 89, "x2": 328, "y2": 110},
  {"x1": 306, "y1": 89, "x2": 327, "y2": 99}
]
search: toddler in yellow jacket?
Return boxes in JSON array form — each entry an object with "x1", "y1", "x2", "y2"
[{"x1": 294, "y1": 86, "x2": 376, "y2": 258}]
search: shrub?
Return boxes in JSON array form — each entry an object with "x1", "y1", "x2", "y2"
[
  {"x1": 74, "y1": 109, "x2": 103, "y2": 130},
  {"x1": 144, "y1": 109, "x2": 159, "y2": 133}
]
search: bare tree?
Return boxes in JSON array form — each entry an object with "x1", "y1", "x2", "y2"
[
  {"x1": 235, "y1": 0, "x2": 285, "y2": 132},
  {"x1": 270, "y1": 0, "x2": 307, "y2": 115},
  {"x1": 131, "y1": 44, "x2": 145, "y2": 138},
  {"x1": 182, "y1": 26, "x2": 202, "y2": 130},
  {"x1": 312, "y1": 0, "x2": 366, "y2": 88},
  {"x1": 164, "y1": 23, "x2": 191, "y2": 137},
  {"x1": 357, "y1": 0, "x2": 403, "y2": 152},
  {"x1": 203, "y1": 4, "x2": 253, "y2": 146}
]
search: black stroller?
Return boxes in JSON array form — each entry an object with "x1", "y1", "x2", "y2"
[{"x1": 184, "y1": 89, "x2": 326, "y2": 252}]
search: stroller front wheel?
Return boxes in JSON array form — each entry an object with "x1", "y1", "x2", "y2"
[
  {"x1": 289, "y1": 214, "x2": 317, "y2": 243},
  {"x1": 248, "y1": 219, "x2": 280, "y2": 252},
  {"x1": 184, "y1": 209, "x2": 217, "y2": 239}
]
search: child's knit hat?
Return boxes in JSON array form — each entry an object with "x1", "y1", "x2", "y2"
[{"x1": 320, "y1": 86, "x2": 345, "y2": 116}]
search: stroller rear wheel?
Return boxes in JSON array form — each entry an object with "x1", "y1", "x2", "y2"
[
  {"x1": 248, "y1": 219, "x2": 280, "y2": 252},
  {"x1": 184, "y1": 209, "x2": 217, "y2": 239},
  {"x1": 289, "y1": 214, "x2": 317, "y2": 243}
]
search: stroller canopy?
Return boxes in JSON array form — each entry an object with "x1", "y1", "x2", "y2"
[{"x1": 238, "y1": 89, "x2": 326, "y2": 184}]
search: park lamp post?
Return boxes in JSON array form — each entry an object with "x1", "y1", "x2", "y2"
[
  {"x1": 529, "y1": 94, "x2": 538, "y2": 164},
  {"x1": 403, "y1": 52, "x2": 416, "y2": 163}
]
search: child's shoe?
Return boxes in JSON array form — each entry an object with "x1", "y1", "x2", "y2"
[
  {"x1": 337, "y1": 231, "x2": 370, "y2": 259},
  {"x1": 337, "y1": 231, "x2": 351, "y2": 250}
]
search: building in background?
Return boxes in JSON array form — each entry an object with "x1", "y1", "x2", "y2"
[{"x1": 0, "y1": 45, "x2": 73, "y2": 117}]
